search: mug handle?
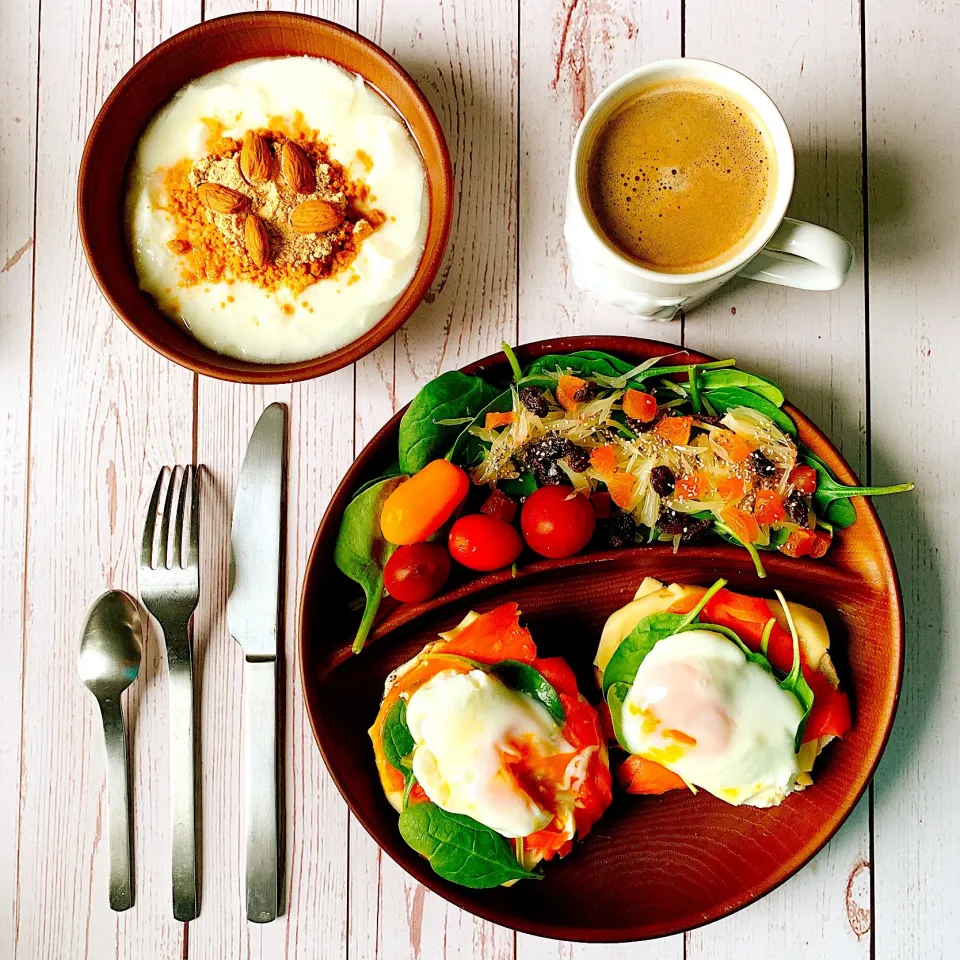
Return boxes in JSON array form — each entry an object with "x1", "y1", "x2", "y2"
[{"x1": 737, "y1": 217, "x2": 855, "y2": 291}]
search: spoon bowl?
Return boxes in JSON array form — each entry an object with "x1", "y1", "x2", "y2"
[{"x1": 78, "y1": 589, "x2": 143, "y2": 911}]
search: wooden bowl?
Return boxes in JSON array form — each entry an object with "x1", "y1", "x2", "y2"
[
  {"x1": 78, "y1": 12, "x2": 452, "y2": 384},
  {"x1": 299, "y1": 337, "x2": 903, "y2": 941}
]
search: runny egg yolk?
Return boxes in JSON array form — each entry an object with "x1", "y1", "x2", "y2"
[
  {"x1": 405, "y1": 669, "x2": 574, "y2": 838},
  {"x1": 620, "y1": 629, "x2": 804, "y2": 807}
]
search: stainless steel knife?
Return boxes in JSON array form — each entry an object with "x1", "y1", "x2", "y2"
[{"x1": 227, "y1": 402, "x2": 287, "y2": 923}]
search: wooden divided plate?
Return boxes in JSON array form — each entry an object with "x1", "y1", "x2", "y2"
[{"x1": 299, "y1": 337, "x2": 903, "y2": 942}]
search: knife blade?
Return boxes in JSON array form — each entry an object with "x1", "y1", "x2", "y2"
[{"x1": 227, "y1": 401, "x2": 286, "y2": 923}]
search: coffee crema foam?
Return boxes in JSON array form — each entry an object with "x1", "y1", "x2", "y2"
[{"x1": 586, "y1": 79, "x2": 775, "y2": 273}]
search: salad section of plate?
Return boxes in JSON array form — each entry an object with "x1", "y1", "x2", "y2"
[{"x1": 299, "y1": 337, "x2": 904, "y2": 942}]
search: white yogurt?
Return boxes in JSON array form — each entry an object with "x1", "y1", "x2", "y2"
[{"x1": 126, "y1": 57, "x2": 428, "y2": 363}]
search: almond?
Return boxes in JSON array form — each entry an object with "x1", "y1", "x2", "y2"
[
  {"x1": 290, "y1": 199, "x2": 344, "y2": 234},
  {"x1": 197, "y1": 182, "x2": 248, "y2": 215},
  {"x1": 240, "y1": 131, "x2": 272, "y2": 184},
  {"x1": 281, "y1": 141, "x2": 316, "y2": 194},
  {"x1": 244, "y1": 214, "x2": 270, "y2": 267}
]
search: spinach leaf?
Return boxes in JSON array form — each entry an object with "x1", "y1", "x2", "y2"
[
  {"x1": 398, "y1": 803, "x2": 540, "y2": 888},
  {"x1": 566, "y1": 349, "x2": 636, "y2": 375},
  {"x1": 448, "y1": 389, "x2": 513, "y2": 467},
  {"x1": 352, "y1": 461, "x2": 403, "y2": 499},
  {"x1": 522, "y1": 353, "x2": 625, "y2": 381},
  {"x1": 499, "y1": 472, "x2": 537, "y2": 498},
  {"x1": 797, "y1": 446, "x2": 913, "y2": 529},
  {"x1": 501, "y1": 341, "x2": 523, "y2": 382},
  {"x1": 399, "y1": 371, "x2": 499, "y2": 474},
  {"x1": 703, "y1": 385, "x2": 797, "y2": 437},
  {"x1": 334, "y1": 476, "x2": 407, "y2": 653},
  {"x1": 381, "y1": 699, "x2": 415, "y2": 775},
  {"x1": 491, "y1": 660, "x2": 565, "y2": 725},
  {"x1": 713, "y1": 520, "x2": 768, "y2": 578},
  {"x1": 601, "y1": 612, "x2": 686, "y2": 695},
  {"x1": 606, "y1": 682, "x2": 632, "y2": 752},
  {"x1": 697, "y1": 369, "x2": 785, "y2": 406}
]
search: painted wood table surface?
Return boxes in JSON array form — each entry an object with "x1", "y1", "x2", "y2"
[{"x1": 1, "y1": 0, "x2": 955, "y2": 957}]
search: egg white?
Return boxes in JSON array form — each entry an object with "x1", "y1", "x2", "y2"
[{"x1": 620, "y1": 629, "x2": 804, "y2": 807}]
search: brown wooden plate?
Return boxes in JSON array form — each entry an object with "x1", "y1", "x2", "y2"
[{"x1": 299, "y1": 336, "x2": 903, "y2": 941}]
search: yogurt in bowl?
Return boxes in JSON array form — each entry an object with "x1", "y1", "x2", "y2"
[{"x1": 125, "y1": 56, "x2": 428, "y2": 364}]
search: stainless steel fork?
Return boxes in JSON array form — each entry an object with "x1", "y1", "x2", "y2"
[{"x1": 139, "y1": 465, "x2": 200, "y2": 922}]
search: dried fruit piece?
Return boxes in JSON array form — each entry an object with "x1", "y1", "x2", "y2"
[
  {"x1": 484, "y1": 411, "x2": 516, "y2": 430},
  {"x1": 556, "y1": 375, "x2": 588, "y2": 411},
  {"x1": 657, "y1": 507, "x2": 711, "y2": 541},
  {"x1": 675, "y1": 471, "x2": 709, "y2": 500},
  {"x1": 564, "y1": 445, "x2": 590, "y2": 473},
  {"x1": 197, "y1": 182, "x2": 248, "y2": 215},
  {"x1": 754, "y1": 489, "x2": 785, "y2": 525},
  {"x1": 715, "y1": 430, "x2": 752, "y2": 463},
  {"x1": 282, "y1": 140, "x2": 317, "y2": 194},
  {"x1": 649, "y1": 465, "x2": 676, "y2": 496},
  {"x1": 606, "y1": 511, "x2": 637, "y2": 548},
  {"x1": 519, "y1": 385, "x2": 548, "y2": 417},
  {"x1": 291, "y1": 198, "x2": 345, "y2": 234},
  {"x1": 809, "y1": 529, "x2": 832, "y2": 558},
  {"x1": 244, "y1": 214, "x2": 270, "y2": 267},
  {"x1": 788, "y1": 464, "x2": 818, "y2": 494},
  {"x1": 589, "y1": 445, "x2": 617, "y2": 479},
  {"x1": 716, "y1": 474, "x2": 747, "y2": 502},
  {"x1": 480, "y1": 489, "x2": 518, "y2": 523},
  {"x1": 654, "y1": 415, "x2": 693, "y2": 446},
  {"x1": 240, "y1": 131, "x2": 273, "y2": 184},
  {"x1": 719, "y1": 506, "x2": 761, "y2": 544},
  {"x1": 749, "y1": 449, "x2": 777, "y2": 478},
  {"x1": 779, "y1": 529, "x2": 817, "y2": 558},
  {"x1": 607, "y1": 471, "x2": 637, "y2": 510},
  {"x1": 622, "y1": 388, "x2": 657, "y2": 422},
  {"x1": 784, "y1": 490, "x2": 810, "y2": 526}
]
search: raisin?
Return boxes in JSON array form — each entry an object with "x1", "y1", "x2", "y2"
[
  {"x1": 626, "y1": 414, "x2": 662, "y2": 434},
  {"x1": 749, "y1": 449, "x2": 777, "y2": 478},
  {"x1": 572, "y1": 380, "x2": 600, "y2": 403},
  {"x1": 606, "y1": 510, "x2": 638, "y2": 548},
  {"x1": 650, "y1": 465, "x2": 676, "y2": 496},
  {"x1": 784, "y1": 490, "x2": 809, "y2": 526},
  {"x1": 693, "y1": 414, "x2": 723, "y2": 427},
  {"x1": 519, "y1": 385, "x2": 549, "y2": 417},
  {"x1": 521, "y1": 434, "x2": 575, "y2": 485},
  {"x1": 564, "y1": 445, "x2": 590, "y2": 473},
  {"x1": 657, "y1": 507, "x2": 712, "y2": 542}
]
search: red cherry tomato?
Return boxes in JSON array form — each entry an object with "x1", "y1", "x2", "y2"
[
  {"x1": 448, "y1": 514, "x2": 523, "y2": 571},
  {"x1": 521, "y1": 486, "x2": 596, "y2": 558},
  {"x1": 383, "y1": 543, "x2": 451, "y2": 603}
]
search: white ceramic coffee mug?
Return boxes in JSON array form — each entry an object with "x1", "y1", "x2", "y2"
[{"x1": 564, "y1": 59, "x2": 855, "y2": 321}]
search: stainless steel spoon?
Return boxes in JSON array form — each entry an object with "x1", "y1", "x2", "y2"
[{"x1": 78, "y1": 590, "x2": 143, "y2": 912}]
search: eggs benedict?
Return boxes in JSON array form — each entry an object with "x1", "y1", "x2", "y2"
[
  {"x1": 598, "y1": 578, "x2": 851, "y2": 806},
  {"x1": 371, "y1": 602, "x2": 612, "y2": 887}
]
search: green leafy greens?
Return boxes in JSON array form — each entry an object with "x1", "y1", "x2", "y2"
[
  {"x1": 490, "y1": 659, "x2": 566, "y2": 725},
  {"x1": 398, "y1": 803, "x2": 540, "y2": 888},
  {"x1": 334, "y1": 475, "x2": 407, "y2": 653}
]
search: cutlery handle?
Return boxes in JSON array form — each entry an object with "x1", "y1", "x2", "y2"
[
  {"x1": 99, "y1": 697, "x2": 133, "y2": 911},
  {"x1": 244, "y1": 657, "x2": 279, "y2": 922},
  {"x1": 167, "y1": 625, "x2": 198, "y2": 921}
]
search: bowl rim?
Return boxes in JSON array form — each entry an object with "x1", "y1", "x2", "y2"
[
  {"x1": 297, "y1": 335, "x2": 904, "y2": 942},
  {"x1": 77, "y1": 11, "x2": 453, "y2": 384}
]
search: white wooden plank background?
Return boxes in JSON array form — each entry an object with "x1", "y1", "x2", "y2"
[{"x1": 1, "y1": 0, "x2": 955, "y2": 956}]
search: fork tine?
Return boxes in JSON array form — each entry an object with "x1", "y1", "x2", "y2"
[
  {"x1": 141, "y1": 468, "x2": 166, "y2": 568},
  {"x1": 158, "y1": 466, "x2": 178, "y2": 569},
  {"x1": 172, "y1": 465, "x2": 190, "y2": 569},
  {"x1": 188, "y1": 466, "x2": 200, "y2": 570}
]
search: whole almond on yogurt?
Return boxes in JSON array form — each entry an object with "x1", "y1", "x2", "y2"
[
  {"x1": 290, "y1": 199, "x2": 345, "y2": 234},
  {"x1": 244, "y1": 214, "x2": 270, "y2": 267},
  {"x1": 281, "y1": 141, "x2": 316, "y2": 194},
  {"x1": 198, "y1": 182, "x2": 248, "y2": 215},
  {"x1": 240, "y1": 131, "x2": 272, "y2": 184}
]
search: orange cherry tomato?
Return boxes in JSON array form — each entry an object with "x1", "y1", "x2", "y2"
[
  {"x1": 654, "y1": 415, "x2": 693, "y2": 446},
  {"x1": 448, "y1": 514, "x2": 523, "y2": 571},
  {"x1": 383, "y1": 543, "x2": 451, "y2": 603},
  {"x1": 754, "y1": 489, "x2": 785, "y2": 525},
  {"x1": 521, "y1": 486, "x2": 596, "y2": 558},
  {"x1": 622, "y1": 389, "x2": 657, "y2": 422},
  {"x1": 380, "y1": 460, "x2": 469, "y2": 545},
  {"x1": 789, "y1": 464, "x2": 818, "y2": 494},
  {"x1": 719, "y1": 505, "x2": 761, "y2": 544}
]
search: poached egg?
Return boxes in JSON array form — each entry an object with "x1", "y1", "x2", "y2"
[
  {"x1": 619, "y1": 629, "x2": 804, "y2": 807},
  {"x1": 405, "y1": 668, "x2": 574, "y2": 838}
]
